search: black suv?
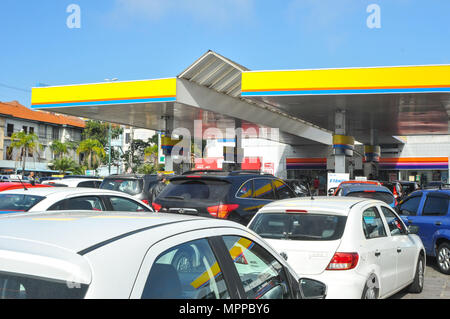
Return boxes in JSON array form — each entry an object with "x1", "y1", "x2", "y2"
[
  {"x1": 151, "y1": 170, "x2": 297, "y2": 225},
  {"x1": 100, "y1": 174, "x2": 160, "y2": 205}
]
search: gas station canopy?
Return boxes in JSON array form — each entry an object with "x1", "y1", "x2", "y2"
[
  {"x1": 241, "y1": 64, "x2": 450, "y2": 144},
  {"x1": 31, "y1": 51, "x2": 450, "y2": 147}
]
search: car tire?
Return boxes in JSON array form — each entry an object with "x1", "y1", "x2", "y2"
[
  {"x1": 172, "y1": 247, "x2": 196, "y2": 272},
  {"x1": 408, "y1": 254, "x2": 425, "y2": 293},
  {"x1": 436, "y1": 242, "x2": 450, "y2": 275},
  {"x1": 361, "y1": 274, "x2": 379, "y2": 299}
]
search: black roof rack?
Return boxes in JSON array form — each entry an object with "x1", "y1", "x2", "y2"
[
  {"x1": 181, "y1": 169, "x2": 272, "y2": 176},
  {"x1": 181, "y1": 170, "x2": 226, "y2": 175}
]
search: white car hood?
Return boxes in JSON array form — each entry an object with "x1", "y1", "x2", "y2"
[{"x1": 265, "y1": 238, "x2": 341, "y2": 275}]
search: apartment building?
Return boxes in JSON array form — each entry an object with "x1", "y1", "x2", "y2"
[{"x1": 0, "y1": 101, "x2": 85, "y2": 175}]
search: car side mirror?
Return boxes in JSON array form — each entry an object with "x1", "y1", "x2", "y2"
[
  {"x1": 299, "y1": 278, "x2": 327, "y2": 299},
  {"x1": 408, "y1": 225, "x2": 420, "y2": 235}
]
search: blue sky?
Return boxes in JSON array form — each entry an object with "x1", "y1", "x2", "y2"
[{"x1": 1, "y1": 0, "x2": 449, "y2": 106}]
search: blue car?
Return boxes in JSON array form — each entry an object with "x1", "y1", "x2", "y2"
[
  {"x1": 336, "y1": 184, "x2": 397, "y2": 208},
  {"x1": 397, "y1": 189, "x2": 450, "y2": 274}
]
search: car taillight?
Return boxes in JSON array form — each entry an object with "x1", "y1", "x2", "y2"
[
  {"x1": 326, "y1": 252, "x2": 359, "y2": 270},
  {"x1": 207, "y1": 204, "x2": 239, "y2": 219},
  {"x1": 152, "y1": 202, "x2": 162, "y2": 212},
  {"x1": 142, "y1": 199, "x2": 149, "y2": 205}
]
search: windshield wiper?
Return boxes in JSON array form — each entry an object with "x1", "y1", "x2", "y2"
[
  {"x1": 163, "y1": 195, "x2": 185, "y2": 200},
  {"x1": 284, "y1": 234, "x2": 323, "y2": 240}
]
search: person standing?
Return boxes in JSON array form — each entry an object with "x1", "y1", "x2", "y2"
[
  {"x1": 28, "y1": 172, "x2": 36, "y2": 185},
  {"x1": 151, "y1": 173, "x2": 168, "y2": 203},
  {"x1": 313, "y1": 176, "x2": 320, "y2": 195}
]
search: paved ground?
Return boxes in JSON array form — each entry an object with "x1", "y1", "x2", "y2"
[{"x1": 391, "y1": 257, "x2": 450, "y2": 299}]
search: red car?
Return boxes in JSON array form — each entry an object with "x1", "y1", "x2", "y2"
[{"x1": 0, "y1": 182, "x2": 52, "y2": 192}]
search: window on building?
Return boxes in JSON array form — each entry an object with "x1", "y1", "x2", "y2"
[
  {"x1": 22, "y1": 126, "x2": 28, "y2": 134},
  {"x1": 52, "y1": 127, "x2": 60, "y2": 140},
  {"x1": 6, "y1": 124, "x2": 14, "y2": 137}
]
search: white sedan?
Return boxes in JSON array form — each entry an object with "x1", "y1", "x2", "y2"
[
  {"x1": 247, "y1": 197, "x2": 426, "y2": 299},
  {"x1": 0, "y1": 211, "x2": 326, "y2": 299},
  {"x1": 0, "y1": 187, "x2": 153, "y2": 214}
]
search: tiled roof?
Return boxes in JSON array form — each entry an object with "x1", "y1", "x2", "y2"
[{"x1": 0, "y1": 101, "x2": 85, "y2": 128}]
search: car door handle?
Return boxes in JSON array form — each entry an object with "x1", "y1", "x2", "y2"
[
  {"x1": 435, "y1": 221, "x2": 442, "y2": 226},
  {"x1": 397, "y1": 248, "x2": 402, "y2": 253},
  {"x1": 375, "y1": 250, "x2": 381, "y2": 257}
]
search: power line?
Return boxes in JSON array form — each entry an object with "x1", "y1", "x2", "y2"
[{"x1": 0, "y1": 82, "x2": 31, "y2": 94}]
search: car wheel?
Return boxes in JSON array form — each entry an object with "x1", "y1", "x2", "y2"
[
  {"x1": 361, "y1": 274, "x2": 379, "y2": 299},
  {"x1": 437, "y1": 242, "x2": 450, "y2": 275},
  {"x1": 408, "y1": 254, "x2": 425, "y2": 293},
  {"x1": 172, "y1": 247, "x2": 195, "y2": 272}
]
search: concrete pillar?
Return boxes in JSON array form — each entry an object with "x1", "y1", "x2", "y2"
[
  {"x1": 363, "y1": 128, "x2": 380, "y2": 179},
  {"x1": 333, "y1": 110, "x2": 354, "y2": 173},
  {"x1": 364, "y1": 145, "x2": 381, "y2": 179},
  {"x1": 162, "y1": 114, "x2": 174, "y2": 172}
]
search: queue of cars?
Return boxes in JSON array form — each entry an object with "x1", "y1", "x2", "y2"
[{"x1": 0, "y1": 170, "x2": 448, "y2": 299}]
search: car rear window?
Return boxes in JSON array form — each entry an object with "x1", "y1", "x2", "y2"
[
  {"x1": 157, "y1": 179, "x2": 230, "y2": 202},
  {"x1": 346, "y1": 191, "x2": 394, "y2": 204},
  {"x1": 100, "y1": 178, "x2": 143, "y2": 195},
  {"x1": 0, "y1": 194, "x2": 45, "y2": 212},
  {"x1": 0, "y1": 273, "x2": 88, "y2": 299},
  {"x1": 249, "y1": 212, "x2": 347, "y2": 241}
]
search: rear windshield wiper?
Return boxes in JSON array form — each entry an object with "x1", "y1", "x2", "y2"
[
  {"x1": 162, "y1": 195, "x2": 186, "y2": 200},
  {"x1": 284, "y1": 234, "x2": 323, "y2": 240}
]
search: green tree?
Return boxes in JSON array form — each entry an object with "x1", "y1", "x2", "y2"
[
  {"x1": 82, "y1": 120, "x2": 123, "y2": 145},
  {"x1": 50, "y1": 157, "x2": 78, "y2": 174},
  {"x1": 76, "y1": 139, "x2": 106, "y2": 170},
  {"x1": 82, "y1": 120, "x2": 123, "y2": 167},
  {"x1": 49, "y1": 140, "x2": 69, "y2": 159},
  {"x1": 8, "y1": 131, "x2": 42, "y2": 175}
]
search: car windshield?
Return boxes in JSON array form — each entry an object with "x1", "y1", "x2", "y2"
[
  {"x1": 100, "y1": 178, "x2": 143, "y2": 195},
  {"x1": 347, "y1": 191, "x2": 394, "y2": 204},
  {"x1": 0, "y1": 273, "x2": 88, "y2": 299},
  {"x1": 157, "y1": 179, "x2": 230, "y2": 202},
  {"x1": 249, "y1": 212, "x2": 347, "y2": 241},
  {"x1": 0, "y1": 194, "x2": 45, "y2": 212}
]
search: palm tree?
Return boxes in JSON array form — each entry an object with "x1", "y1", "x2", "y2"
[
  {"x1": 8, "y1": 131, "x2": 42, "y2": 175},
  {"x1": 76, "y1": 139, "x2": 106, "y2": 170},
  {"x1": 50, "y1": 140, "x2": 69, "y2": 159},
  {"x1": 50, "y1": 157, "x2": 78, "y2": 174}
]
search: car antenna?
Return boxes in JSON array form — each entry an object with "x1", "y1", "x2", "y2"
[
  {"x1": 18, "y1": 175, "x2": 28, "y2": 191},
  {"x1": 306, "y1": 181, "x2": 314, "y2": 199}
]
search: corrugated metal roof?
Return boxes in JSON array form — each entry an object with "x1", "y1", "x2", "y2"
[{"x1": 178, "y1": 50, "x2": 249, "y2": 98}]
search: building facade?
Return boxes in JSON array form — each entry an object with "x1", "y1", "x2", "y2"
[{"x1": 0, "y1": 101, "x2": 85, "y2": 176}]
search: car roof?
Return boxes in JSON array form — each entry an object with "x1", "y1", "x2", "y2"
[
  {"x1": 0, "y1": 187, "x2": 135, "y2": 197},
  {"x1": 104, "y1": 174, "x2": 155, "y2": 179},
  {"x1": 339, "y1": 180, "x2": 381, "y2": 186},
  {"x1": 0, "y1": 211, "x2": 244, "y2": 284},
  {"x1": 46, "y1": 178, "x2": 103, "y2": 184},
  {"x1": 257, "y1": 196, "x2": 374, "y2": 215},
  {"x1": 0, "y1": 211, "x2": 241, "y2": 255},
  {"x1": 414, "y1": 189, "x2": 450, "y2": 195},
  {"x1": 340, "y1": 184, "x2": 392, "y2": 193}
]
